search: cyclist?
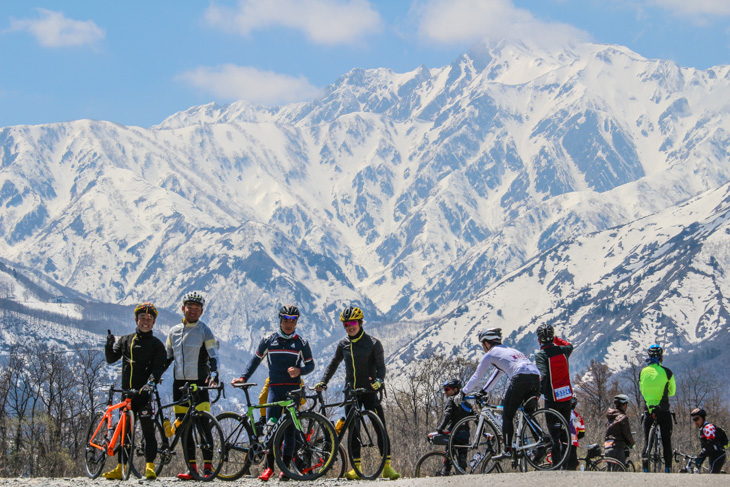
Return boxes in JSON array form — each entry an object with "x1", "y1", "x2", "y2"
[
  {"x1": 568, "y1": 396, "x2": 585, "y2": 470},
  {"x1": 232, "y1": 305, "x2": 314, "y2": 482},
  {"x1": 457, "y1": 328, "x2": 540, "y2": 460},
  {"x1": 102, "y1": 302, "x2": 166, "y2": 480},
  {"x1": 165, "y1": 290, "x2": 220, "y2": 480},
  {"x1": 639, "y1": 344, "x2": 675, "y2": 473},
  {"x1": 690, "y1": 408, "x2": 727, "y2": 473},
  {"x1": 534, "y1": 323, "x2": 574, "y2": 468},
  {"x1": 426, "y1": 379, "x2": 470, "y2": 474},
  {"x1": 604, "y1": 394, "x2": 635, "y2": 470},
  {"x1": 314, "y1": 306, "x2": 401, "y2": 480}
]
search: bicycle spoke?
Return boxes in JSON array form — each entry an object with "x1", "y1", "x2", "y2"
[
  {"x1": 274, "y1": 411, "x2": 337, "y2": 481},
  {"x1": 448, "y1": 415, "x2": 501, "y2": 474},
  {"x1": 520, "y1": 408, "x2": 570, "y2": 470}
]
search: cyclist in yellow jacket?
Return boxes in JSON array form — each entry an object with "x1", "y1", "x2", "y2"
[{"x1": 639, "y1": 345, "x2": 675, "y2": 473}]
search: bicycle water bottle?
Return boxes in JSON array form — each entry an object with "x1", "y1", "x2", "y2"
[
  {"x1": 264, "y1": 417, "x2": 276, "y2": 438},
  {"x1": 335, "y1": 417, "x2": 345, "y2": 434},
  {"x1": 469, "y1": 452, "x2": 481, "y2": 469},
  {"x1": 171, "y1": 418, "x2": 182, "y2": 435},
  {"x1": 163, "y1": 418, "x2": 173, "y2": 438}
]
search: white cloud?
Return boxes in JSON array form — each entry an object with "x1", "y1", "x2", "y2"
[
  {"x1": 178, "y1": 64, "x2": 322, "y2": 105},
  {"x1": 648, "y1": 0, "x2": 730, "y2": 17},
  {"x1": 412, "y1": 0, "x2": 589, "y2": 47},
  {"x1": 205, "y1": 0, "x2": 382, "y2": 45},
  {"x1": 8, "y1": 9, "x2": 105, "y2": 48}
]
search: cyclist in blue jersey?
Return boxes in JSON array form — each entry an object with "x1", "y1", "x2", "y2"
[{"x1": 232, "y1": 305, "x2": 314, "y2": 481}]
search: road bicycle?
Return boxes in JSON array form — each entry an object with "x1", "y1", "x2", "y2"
[
  {"x1": 414, "y1": 433, "x2": 458, "y2": 477},
  {"x1": 642, "y1": 410, "x2": 675, "y2": 473},
  {"x1": 577, "y1": 443, "x2": 630, "y2": 471},
  {"x1": 449, "y1": 394, "x2": 570, "y2": 473},
  {"x1": 303, "y1": 385, "x2": 389, "y2": 479},
  {"x1": 84, "y1": 386, "x2": 137, "y2": 479},
  {"x1": 126, "y1": 382, "x2": 226, "y2": 481},
  {"x1": 673, "y1": 450, "x2": 710, "y2": 473},
  {"x1": 216, "y1": 383, "x2": 337, "y2": 481}
]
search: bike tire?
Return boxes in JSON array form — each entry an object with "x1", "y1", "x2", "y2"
[
  {"x1": 597, "y1": 457, "x2": 627, "y2": 472},
  {"x1": 216, "y1": 412, "x2": 254, "y2": 481},
  {"x1": 120, "y1": 410, "x2": 134, "y2": 480},
  {"x1": 348, "y1": 409, "x2": 389, "y2": 480},
  {"x1": 520, "y1": 408, "x2": 570, "y2": 471},
  {"x1": 415, "y1": 451, "x2": 455, "y2": 477},
  {"x1": 646, "y1": 425, "x2": 662, "y2": 473},
  {"x1": 448, "y1": 414, "x2": 501, "y2": 474},
  {"x1": 273, "y1": 411, "x2": 337, "y2": 480},
  {"x1": 84, "y1": 411, "x2": 108, "y2": 479},
  {"x1": 129, "y1": 417, "x2": 166, "y2": 479},
  {"x1": 626, "y1": 459, "x2": 636, "y2": 472},
  {"x1": 181, "y1": 410, "x2": 226, "y2": 481}
]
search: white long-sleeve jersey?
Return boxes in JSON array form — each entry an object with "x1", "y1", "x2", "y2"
[{"x1": 463, "y1": 345, "x2": 540, "y2": 395}]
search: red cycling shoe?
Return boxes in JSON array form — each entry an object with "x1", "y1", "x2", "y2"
[{"x1": 258, "y1": 468, "x2": 274, "y2": 481}]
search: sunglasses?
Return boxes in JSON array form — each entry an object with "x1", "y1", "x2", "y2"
[
  {"x1": 281, "y1": 315, "x2": 299, "y2": 321},
  {"x1": 343, "y1": 321, "x2": 359, "y2": 327},
  {"x1": 692, "y1": 416, "x2": 702, "y2": 422}
]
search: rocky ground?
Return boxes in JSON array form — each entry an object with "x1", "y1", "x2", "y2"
[{"x1": 0, "y1": 472, "x2": 727, "y2": 486}]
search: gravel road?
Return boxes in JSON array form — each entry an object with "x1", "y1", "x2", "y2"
[{"x1": 0, "y1": 472, "x2": 727, "y2": 487}]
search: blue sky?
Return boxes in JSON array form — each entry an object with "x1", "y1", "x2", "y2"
[{"x1": 1, "y1": 0, "x2": 729, "y2": 128}]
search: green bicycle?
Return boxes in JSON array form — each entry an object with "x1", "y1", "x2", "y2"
[{"x1": 216, "y1": 383, "x2": 337, "y2": 481}]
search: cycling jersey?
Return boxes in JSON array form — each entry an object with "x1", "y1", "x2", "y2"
[
  {"x1": 462, "y1": 345, "x2": 539, "y2": 394},
  {"x1": 698, "y1": 421, "x2": 727, "y2": 473},
  {"x1": 165, "y1": 319, "x2": 219, "y2": 381},
  {"x1": 639, "y1": 362, "x2": 675, "y2": 411},
  {"x1": 106, "y1": 329, "x2": 166, "y2": 389},
  {"x1": 320, "y1": 328, "x2": 385, "y2": 390},
  {"x1": 242, "y1": 330, "x2": 314, "y2": 385},
  {"x1": 535, "y1": 337, "x2": 573, "y2": 402}
]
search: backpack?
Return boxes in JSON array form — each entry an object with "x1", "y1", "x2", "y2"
[{"x1": 715, "y1": 425, "x2": 729, "y2": 449}]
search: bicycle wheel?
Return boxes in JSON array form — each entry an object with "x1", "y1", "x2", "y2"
[
  {"x1": 415, "y1": 451, "x2": 455, "y2": 477},
  {"x1": 120, "y1": 410, "x2": 134, "y2": 480},
  {"x1": 216, "y1": 412, "x2": 254, "y2": 481},
  {"x1": 182, "y1": 411, "x2": 226, "y2": 481},
  {"x1": 273, "y1": 411, "x2": 337, "y2": 480},
  {"x1": 84, "y1": 411, "x2": 108, "y2": 479},
  {"x1": 597, "y1": 457, "x2": 627, "y2": 472},
  {"x1": 646, "y1": 426, "x2": 662, "y2": 473},
  {"x1": 520, "y1": 408, "x2": 570, "y2": 470},
  {"x1": 318, "y1": 444, "x2": 347, "y2": 478},
  {"x1": 130, "y1": 416, "x2": 165, "y2": 479},
  {"x1": 626, "y1": 459, "x2": 636, "y2": 472},
  {"x1": 348, "y1": 410, "x2": 389, "y2": 480},
  {"x1": 448, "y1": 415, "x2": 501, "y2": 474}
]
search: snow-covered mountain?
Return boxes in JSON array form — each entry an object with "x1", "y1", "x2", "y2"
[{"x1": 2, "y1": 38, "x2": 730, "y2": 367}]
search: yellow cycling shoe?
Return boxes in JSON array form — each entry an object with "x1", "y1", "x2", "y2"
[
  {"x1": 145, "y1": 462, "x2": 157, "y2": 480},
  {"x1": 343, "y1": 469, "x2": 361, "y2": 480},
  {"x1": 382, "y1": 465, "x2": 401, "y2": 480},
  {"x1": 102, "y1": 464, "x2": 123, "y2": 480}
]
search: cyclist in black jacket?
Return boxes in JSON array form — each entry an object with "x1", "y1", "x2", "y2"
[
  {"x1": 428, "y1": 379, "x2": 470, "y2": 473},
  {"x1": 691, "y1": 408, "x2": 727, "y2": 473},
  {"x1": 103, "y1": 302, "x2": 166, "y2": 480},
  {"x1": 315, "y1": 306, "x2": 401, "y2": 480}
]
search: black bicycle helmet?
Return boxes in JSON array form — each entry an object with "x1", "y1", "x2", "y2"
[
  {"x1": 442, "y1": 379, "x2": 462, "y2": 390},
  {"x1": 690, "y1": 408, "x2": 706, "y2": 420},
  {"x1": 536, "y1": 323, "x2": 555, "y2": 344},
  {"x1": 478, "y1": 327, "x2": 502, "y2": 344},
  {"x1": 278, "y1": 305, "x2": 300, "y2": 320},
  {"x1": 647, "y1": 344, "x2": 663, "y2": 358}
]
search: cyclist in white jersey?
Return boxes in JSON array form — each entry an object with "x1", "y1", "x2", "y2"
[{"x1": 458, "y1": 328, "x2": 541, "y2": 458}]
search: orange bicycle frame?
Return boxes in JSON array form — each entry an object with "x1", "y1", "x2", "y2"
[{"x1": 88, "y1": 396, "x2": 133, "y2": 455}]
